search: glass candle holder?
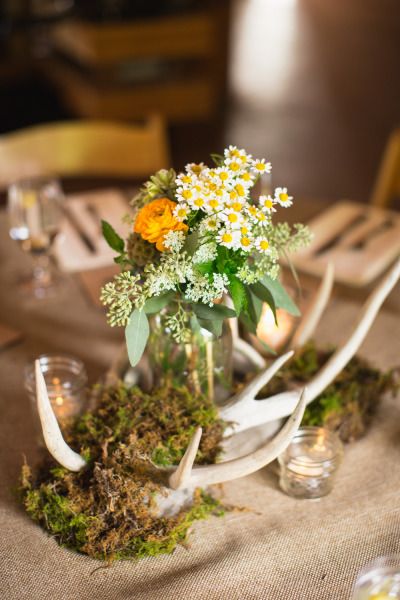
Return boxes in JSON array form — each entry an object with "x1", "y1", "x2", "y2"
[
  {"x1": 25, "y1": 355, "x2": 88, "y2": 423},
  {"x1": 278, "y1": 426, "x2": 343, "y2": 499},
  {"x1": 352, "y1": 555, "x2": 400, "y2": 599}
]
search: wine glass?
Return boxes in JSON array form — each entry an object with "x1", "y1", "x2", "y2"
[
  {"x1": 8, "y1": 177, "x2": 64, "y2": 298},
  {"x1": 352, "y1": 555, "x2": 400, "y2": 599}
]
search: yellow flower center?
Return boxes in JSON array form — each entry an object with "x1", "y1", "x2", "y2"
[
  {"x1": 209, "y1": 199, "x2": 219, "y2": 209},
  {"x1": 177, "y1": 208, "x2": 187, "y2": 218},
  {"x1": 222, "y1": 233, "x2": 233, "y2": 243},
  {"x1": 219, "y1": 171, "x2": 229, "y2": 181},
  {"x1": 235, "y1": 184, "x2": 245, "y2": 197},
  {"x1": 242, "y1": 172, "x2": 251, "y2": 181},
  {"x1": 194, "y1": 198, "x2": 205, "y2": 207},
  {"x1": 248, "y1": 206, "x2": 257, "y2": 216},
  {"x1": 182, "y1": 189, "x2": 192, "y2": 200},
  {"x1": 255, "y1": 162, "x2": 265, "y2": 171},
  {"x1": 264, "y1": 199, "x2": 274, "y2": 209},
  {"x1": 231, "y1": 201, "x2": 243, "y2": 212},
  {"x1": 259, "y1": 240, "x2": 269, "y2": 251},
  {"x1": 241, "y1": 236, "x2": 251, "y2": 247},
  {"x1": 228, "y1": 213, "x2": 239, "y2": 223},
  {"x1": 257, "y1": 212, "x2": 266, "y2": 221},
  {"x1": 241, "y1": 226, "x2": 249, "y2": 234},
  {"x1": 181, "y1": 175, "x2": 192, "y2": 184},
  {"x1": 280, "y1": 193, "x2": 289, "y2": 203},
  {"x1": 230, "y1": 162, "x2": 240, "y2": 172}
]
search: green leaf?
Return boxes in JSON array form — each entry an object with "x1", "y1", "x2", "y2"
[
  {"x1": 197, "y1": 318, "x2": 223, "y2": 337},
  {"x1": 257, "y1": 338, "x2": 277, "y2": 356},
  {"x1": 144, "y1": 293, "x2": 174, "y2": 315},
  {"x1": 125, "y1": 309, "x2": 149, "y2": 367},
  {"x1": 228, "y1": 276, "x2": 247, "y2": 316},
  {"x1": 261, "y1": 275, "x2": 300, "y2": 316},
  {"x1": 195, "y1": 261, "x2": 214, "y2": 275},
  {"x1": 239, "y1": 313, "x2": 257, "y2": 335},
  {"x1": 184, "y1": 231, "x2": 199, "y2": 256},
  {"x1": 193, "y1": 303, "x2": 236, "y2": 321},
  {"x1": 250, "y1": 282, "x2": 277, "y2": 325},
  {"x1": 210, "y1": 153, "x2": 224, "y2": 166},
  {"x1": 102, "y1": 220, "x2": 124, "y2": 253}
]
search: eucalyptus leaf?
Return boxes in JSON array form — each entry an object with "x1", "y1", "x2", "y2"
[
  {"x1": 101, "y1": 220, "x2": 125, "y2": 253},
  {"x1": 261, "y1": 275, "x2": 300, "y2": 316},
  {"x1": 250, "y1": 282, "x2": 277, "y2": 325},
  {"x1": 228, "y1": 275, "x2": 247, "y2": 316},
  {"x1": 195, "y1": 261, "x2": 214, "y2": 275},
  {"x1": 125, "y1": 309, "x2": 149, "y2": 367},
  {"x1": 144, "y1": 293, "x2": 174, "y2": 315},
  {"x1": 197, "y1": 317, "x2": 223, "y2": 337},
  {"x1": 193, "y1": 303, "x2": 236, "y2": 321}
]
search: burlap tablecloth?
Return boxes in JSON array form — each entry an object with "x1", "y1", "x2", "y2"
[{"x1": 1, "y1": 212, "x2": 400, "y2": 600}]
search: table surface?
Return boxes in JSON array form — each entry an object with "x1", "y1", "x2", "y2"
[{"x1": 1, "y1": 198, "x2": 400, "y2": 600}]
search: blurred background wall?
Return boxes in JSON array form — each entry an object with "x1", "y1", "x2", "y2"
[{"x1": 1, "y1": 0, "x2": 400, "y2": 202}]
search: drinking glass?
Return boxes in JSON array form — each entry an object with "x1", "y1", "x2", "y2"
[{"x1": 8, "y1": 177, "x2": 64, "y2": 298}]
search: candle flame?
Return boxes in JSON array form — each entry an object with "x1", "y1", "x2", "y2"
[{"x1": 256, "y1": 305, "x2": 294, "y2": 350}]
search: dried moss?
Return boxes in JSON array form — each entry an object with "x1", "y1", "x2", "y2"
[
  {"x1": 21, "y1": 383, "x2": 226, "y2": 562},
  {"x1": 261, "y1": 341, "x2": 399, "y2": 442}
]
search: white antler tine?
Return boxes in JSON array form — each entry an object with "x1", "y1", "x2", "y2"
[
  {"x1": 35, "y1": 360, "x2": 86, "y2": 472},
  {"x1": 291, "y1": 262, "x2": 334, "y2": 349},
  {"x1": 169, "y1": 427, "x2": 203, "y2": 490},
  {"x1": 221, "y1": 350, "x2": 294, "y2": 417},
  {"x1": 182, "y1": 389, "x2": 306, "y2": 488},
  {"x1": 225, "y1": 295, "x2": 266, "y2": 370}
]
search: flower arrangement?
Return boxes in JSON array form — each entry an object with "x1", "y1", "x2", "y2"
[{"x1": 100, "y1": 146, "x2": 311, "y2": 368}]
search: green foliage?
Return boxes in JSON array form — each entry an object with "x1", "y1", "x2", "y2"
[
  {"x1": 260, "y1": 275, "x2": 300, "y2": 316},
  {"x1": 143, "y1": 292, "x2": 174, "y2": 315},
  {"x1": 125, "y1": 308, "x2": 149, "y2": 367},
  {"x1": 192, "y1": 303, "x2": 236, "y2": 321},
  {"x1": 21, "y1": 383, "x2": 227, "y2": 562},
  {"x1": 101, "y1": 220, "x2": 125, "y2": 253},
  {"x1": 228, "y1": 275, "x2": 247, "y2": 316}
]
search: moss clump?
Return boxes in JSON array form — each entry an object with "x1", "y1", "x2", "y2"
[
  {"x1": 21, "y1": 383, "x2": 226, "y2": 562},
  {"x1": 260, "y1": 341, "x2": 398, "y2": 442}
]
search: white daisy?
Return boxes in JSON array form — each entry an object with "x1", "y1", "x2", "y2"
[
  {"x1": 239, "y1": 235, "x2": 253, "y2": 252},
  {"x1": 173, "y1": 203, "x2": 190, "y2": 221},
  {"x1": 186, "y1": 162, "x2": 207, "y2": 176},
  {"x1": 217, "y1": 229, "x2": 241, "y2": 250},
  {"x1": 275, "y1": 187, "x2": 293, "y2": 207},
  {"x1": 255, "y1": 236, "x2": 271, "y2": 254},
  {"x1": 251, "y1": 158, "x2": 272, "y2": 175},
  {"x1": 220, "y1": 209, "x2": 244, "y2": 229},
  {"x1": 259, "y1": 195, "x2": 277, "y2": 213}
]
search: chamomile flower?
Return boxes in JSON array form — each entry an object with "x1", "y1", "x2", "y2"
[
  {"x1": 225, "y1": 158, "x2": 243, "y2": 173},
  {"x1": 174, "y1": 203, "x2": 190, "y2": 221},
  {"x1": 246, "y1": 204, "x2": 259, "y2": 221},
  {"x1": 251, "y1": 158, "x2": 272, "y2": 175},
  {"x1": 177, "y1": 187, "x2": 194, "y2": 203},
  {"x1": 233, "y1": 182, "x2": 246, "y2": 198},
  {"x1": 217, "y1": 229, "x2": 241, "y2": 250},
  {"x1": 259, "y1": 195, "x2": 277, "y2": 213},
  {"x1": 191, "y1": 196, "x2": 207, "y2": 211},
  {"x1": 275, "y1": 187, "x2": 293, "y2": 207},
  {"x1": 176, "y1": 172, "x2": 195, "y2": 187},
  {"x1": 239, "y1": 235, "x2": 253, "y2": 252},
  {"x1": 186, "y1": 162, "x2": 207, "y2": 176},
  {"x1": 206, "y1": 196, "x2": 224, "y2": 212},
  {"x1": 204, "y1": 215, "x2": 219, "y2": 230},
  {"x1": 255, "y1": 236, "x2": 271, "y2": 254},
  {"x1": 253, "y1": 210, "x2": 269, "y2": 224},
  {"x1": 238, "y1": 170, "x2": 255, "y2": 187},
  {"x1": 228, "y1": 199, "x2": 246, "y2": 212},
  {"x1": 214, "y1": 166, "x2": 233, "y2": 184},
  {"x1": 220, "y1": 209, "x2": 244, "y2": 229},
  {"x1": 224, "y1": 145, "x2": 242, "y2": 160}
]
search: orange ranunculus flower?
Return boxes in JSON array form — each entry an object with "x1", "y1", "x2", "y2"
[{"x1": 134, "y1": 197, "x2": 188, "y2": 251}]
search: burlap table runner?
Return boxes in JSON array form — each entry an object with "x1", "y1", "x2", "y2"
[{"x1": 0, "y1": 213, "x2": 399, "y2": 600}]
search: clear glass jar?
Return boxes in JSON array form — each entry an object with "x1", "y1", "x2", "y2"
[
  {"x1": 147, "y1": 307, "x2": 233, "y2": 405},
  {"x1": 25, "y1": 355, "x2": 88, "y2": 423},
  {"x1": 278, "y1": 426, "x2": 343, "y2": 499},
  {"x1": 352, "y1": 555, "x2": 400, "y2": 599}
]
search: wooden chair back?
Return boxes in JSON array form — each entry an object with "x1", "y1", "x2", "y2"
[
  {"x1": 370, "y1": 128, "x2": 400, "y2": 208},
  {"x1": 0, "y1": 115, "x2": 170, "y2": 187}
]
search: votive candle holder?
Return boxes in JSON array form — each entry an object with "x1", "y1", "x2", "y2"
[
  {"x1": 25, "y1": 354, "x2": 88, "y2": 423},
  {"x1": 278, "y1": 426, "x2": 343, "y2": 499},
  {"x1": 351, "y1": 555, "x2": 400, "y2": 599}
]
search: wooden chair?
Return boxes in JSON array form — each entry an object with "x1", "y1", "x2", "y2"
[
  {"x1": 0, "y1": 115, "x2": 170, "y2": 188},
  {"x1": 370, "y1": 128, "x2": 400, "y2": 208}
]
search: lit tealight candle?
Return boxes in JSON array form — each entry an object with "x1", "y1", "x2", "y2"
[
  {"x1": 254, "y1": 305, "x2": 295, "y2": 352},
  {"x1": 278, "y1": 427, "x2": 343, "y2": 499}
]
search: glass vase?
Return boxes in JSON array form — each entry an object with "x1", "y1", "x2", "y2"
[{"x1": 147, "y1": 307, "x2": 233, "y2": 405}]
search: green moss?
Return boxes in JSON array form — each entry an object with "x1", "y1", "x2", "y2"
[
  {"x1": 21, "y1": 383, "x2": 226, "y2": 563},
  {"x1": 261, "y1": 341, "x2": 398, "y2": 442}
]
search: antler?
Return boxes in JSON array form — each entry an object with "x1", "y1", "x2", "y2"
[
  {"x1": 291, "y1": 262, "x2": 334, "y2": 349},
  {"x1": 169, "y1": 388, "x2": 306, "y2": 489},
  {"x1": 35, "y1": 360, "x2": 86, "y2": 472},
  {"x1": 221, "y1": 258, "x2": 400, "y2": 433}
]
